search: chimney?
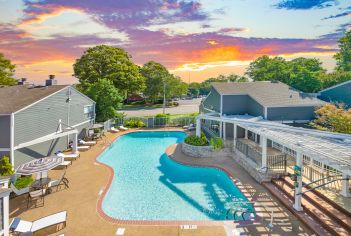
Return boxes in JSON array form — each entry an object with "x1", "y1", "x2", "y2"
[
  {"x1": 45, "y1": 75, "x2": 57, "y2": 86},
  {"x1": 17, "y1": 78, "x2": 28, "y2": 85}
]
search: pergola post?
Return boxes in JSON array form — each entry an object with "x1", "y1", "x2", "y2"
[
  {"x1": 223, "y1": 122, "x2": 226, "y2": 140},
  {"x1": 340, "y1": 174, "x2": 351, "y2": 197},
  {"x1": 72, "y1": 132, "x2": 78, "y2": 154},
  {"x1": 261, "y1": 135, "x2": 267, "y2": 170},
  {"x1": 233, "y1": 124, "x2": 237, "y2": 148},
  {"x1": 196, "y1": 118, "x2": 201, "y2": 137},
  {"x1": 244, "y1": 128, "x2": 248, "y2": 139},
  {"x1": 219, "y1": 122, "x2": 223, "y2": 138},
  {"x1": 293, "y1": 146, "x2": 303, "y2": 211}
]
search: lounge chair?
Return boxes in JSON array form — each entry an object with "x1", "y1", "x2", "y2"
[
  {"x1": 48, "y1": 171, "x2": 69, "y2": 191},
  {"x1": 110, "y1": 127, "x2": 120, "y2": 133},
  {"x1": 119, "y1": 125, "x2": 128, "y2": 131},
  {"x1": 77, "y1": 145, "x2": 90, "y2": 151},
  {"x1": 27, "y1": 189, "x2": 46, "y2": 208},
  {"x1": 78, "y1": 139, "x2": 96, "y2": 146},
  {"x1": 56, "y1": 152, "x2": 80, "y2": 160},
  {"x1": 10, "y1": 211, "x2": 67, "y2": 234},
  {"x1": 10, "y1": 183, "x2": 29, "y2": 198},
  {"x1": 59, "y1": 160, "x2": 72, "y2": 168}
]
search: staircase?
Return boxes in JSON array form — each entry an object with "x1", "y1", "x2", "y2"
[{"x1": 264, "y1": 176, "x2": 351, "y2": 236}]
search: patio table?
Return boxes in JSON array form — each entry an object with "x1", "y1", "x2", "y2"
[{"x1": 31, "y1": 177, "x2": 51, "y2": 189}]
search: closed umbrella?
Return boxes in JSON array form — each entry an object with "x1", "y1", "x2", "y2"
[{"x1": 16, "y1": 156, "x2": 64, "y2": 177}]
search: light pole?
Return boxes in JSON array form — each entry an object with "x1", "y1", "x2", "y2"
[{"x1": 163, "y1": 78, "x2": 166, "y2": 114}]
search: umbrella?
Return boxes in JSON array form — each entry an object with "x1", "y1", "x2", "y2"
[{"x1": 15, "y1": 156, "x2": 64, "y2": 176}]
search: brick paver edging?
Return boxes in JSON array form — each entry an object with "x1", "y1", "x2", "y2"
[{"x1": 95, "y1": 130, "x2": 255, "y2": 225}]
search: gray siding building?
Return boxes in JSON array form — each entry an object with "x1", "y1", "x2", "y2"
[
  {"x1": 0, "y1": 84, "x2": 95, "y2": 167},
  {"x1": 200, "y1": 81, "x2": 325, "y2": 122},
  {"x1": 318, "y1": 80, "x2": 351, "y2": 108}
]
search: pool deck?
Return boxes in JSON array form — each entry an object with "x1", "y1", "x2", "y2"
[{"x1": 9, "y1": 128, "x2": 310, "y2": 236}]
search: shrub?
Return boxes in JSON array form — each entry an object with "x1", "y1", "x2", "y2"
[
  {"x1": 14, "y1": 176, "x2": 33, "y2": 189},
  {"x1": 184, "y1": 132, "x2": 208, "y2": 146},
  {"x1": 210, "y1": 137, "x2": 224, "y2": 151},
  {"x1": 0, "y1": 156, "x2": 13, "y2": 176},
  {"x1": 124, "y1": 119, "x2": 145, "y2": 128}
]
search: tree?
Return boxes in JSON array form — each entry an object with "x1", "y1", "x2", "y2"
[
  {"x1": 141, "y1": 61, "x2": 169, "y2": 102},
  {"x1": 82, "y1": 79, "x2": 123, "y2": 122},
  {"x1": 320, "y1": 71, "x2": 351, "y2": 89},
  {"x1": 188, "y1": 82, "x2": 201, "y2": 97},
  {"x1": 199, "y1": 74, "x2": 248, "y2": 95},
  {"x1": 288, "y1": 58, "x2": 326, "y2": 93},
  {"x1": 0, "y1": 53, "x2": 16, "y2": 86},
  {"x1": 166, "y1": 76, "x2": 188, "y2": 99},
  {"x1": 245, "y1": 56, "x2": 289, "y2": 83},
  {"x1": 73, "y1": 45, "x2": 145, "y2": 96},
  {"x1": 311, "y1": 103, "x2": 351, "y2": 134},
  {"x1": 334, "y1": 30, "x2": 351, "y2": 72}
]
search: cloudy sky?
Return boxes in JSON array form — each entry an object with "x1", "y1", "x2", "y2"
[{"x1": 0, "y1": 0, "x2": 350, "y2": 84}]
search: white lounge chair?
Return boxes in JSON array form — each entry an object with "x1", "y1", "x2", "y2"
[
  {"x1": 119, "y1": 125, "x2": 128, "y2": 131},
  {"x1": 59, "y1": 160, "x2": 72, "y2": 168},
  {"x1": 10, "y1": 183, "x2": 29, "y2": 197},
  {"x1": 77, "y1": 145, "x2": 90, "y2": 151},
  {"x1": 78, "y1": 139, "x2": 96, "y2": 146},
  {"x1": 10, "y1": 211, "x2": 67, "y2": 234},
  {"x1": 110, "y1": 127, "x2": 120, "y2": 133},
  {"x1": 56, "y1": 152, "x2": 80, "y2": 160}
]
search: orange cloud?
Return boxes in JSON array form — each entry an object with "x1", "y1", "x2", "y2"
[{"x1": 207, "y1": 40, "x2": 218, "y2": 45}]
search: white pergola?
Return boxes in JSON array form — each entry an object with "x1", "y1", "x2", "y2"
[{"x1": 196, "y1": 113, "x2": 351, "y2": 211}]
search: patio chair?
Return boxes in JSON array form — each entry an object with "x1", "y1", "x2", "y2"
[
  {"x1": 59, "y1": 160, "x2": 72, "y2": 169},
  {"x1": 119, "y1": 125, "x2": 128, "y2": 131},
  {"x1": 110, "y1": 127, "x2": 120, "y2": 133},
  {"x1": 56, "y1": 152, "x2": 80, "y2": 160},
  {"x1": 78, "y1": 139, "x2": 96, "y2": 146},
  {"x1": 77, "y1": 145, "x2": 90, "y2": 151},
  {"x1": 10, "y1": 183, "x2": 29, "y2": 198},
  {"x1": 27, "y1": 189, "x2": 46, "y2": 209},
  {"x1": 48, "y1": 171, "x2": 69, "y2": 192},
  {"x1": 9, "y1": 211, "x2": 67, "y2": 234}
]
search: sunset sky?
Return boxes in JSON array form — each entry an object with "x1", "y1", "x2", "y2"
[{"x1": 0, "y1": 0, "x2": 350, "y2": 84}]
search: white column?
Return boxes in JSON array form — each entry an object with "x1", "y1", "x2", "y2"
[
  {"x1": 244, "y1": 128, "x2": 248, "y2": 139},
  {"x1": 261, "y1": 135, "x2": 267, "y2": 170},
  {"x1": 3, "y1": 195, "x2": 9, "y2": 236},
  {"x1": 340, "y1": 174, "x2": 351, "y2": 197},
  {"x1": 196, "y1": 118, "x2": 201, "y2": 137},
  {"x1": 233, "y1": 124, "x2": 237, "y2": 148},
  {"x1": 72, "y1": 132, "x2": 78, "y2": 154},
  {"x1": 9, "y1": 113, "x2": 14, "y2": 166},
  {"x1": 223, "y1": 122, "x2": 226, "y2": 140},
  {"x1": 293, "y1": 147, "x2": 303, "y2": 211},
  {"x1": 255, "y1": 133, "x2": 258, "y2": 143},
  {"x1": 219, "y1": 122, "x2": 223, "y2": 138}
]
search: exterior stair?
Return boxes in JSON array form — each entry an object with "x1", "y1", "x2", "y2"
[{"x1": 267, "y1": 177, "x2": 351, "y2": 236}]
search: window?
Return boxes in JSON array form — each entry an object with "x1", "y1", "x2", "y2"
[{"x1": 84, "y1": 105, "x2": 94, "y2": 119}]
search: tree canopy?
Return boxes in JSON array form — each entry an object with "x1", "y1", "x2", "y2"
[
  {"x1": 73, "y1": 45, "x2": 145, "y2": 96},
  {"x1": 141, "y1": 61, "x2": 188, "y2": 102},
  {"x1": 0, "y1": 53, "x2": 17, "y2": 86},
  {"x1": 81, "y1": 79, "x2": 123, "y2": 122},
  {"x1": 334, "y1": 30, "x2": 351, "y2": 72}
]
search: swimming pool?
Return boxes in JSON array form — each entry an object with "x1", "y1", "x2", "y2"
[{"x1": 98, "y1": 131, "x2": 253, "y2": 221}]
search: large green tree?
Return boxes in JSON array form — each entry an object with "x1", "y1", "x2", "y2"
[
  {"x1": 288, "y1": 57, "x2": 326, "y2": 93},
  {"x1": 73, "y1": 45, "x2": 145, "y2": 96},
  {"x1": 245, "y1": 56, "x2": 290, "y2": 83},
  {"x1": 188, "y1": 82, "x2": 201, "y2": 97},
  {"x1": 0, "y1": 53, "x2": 17, "y2": 86},
  {"x1": 334, "y1": 30, "x2": 351, "y2": 72},
  {"x1": 141, "y1": 61, "x2": 188, "y2": 102},
  {"x1": 320, "y1": 71, "x2": 351, "y2": 89},
  {"x1": 82, "y1": 79, "x2": 123, "y2": 122},
  {"x1": 199, "y1": 74, "x2": 248, "y2": 95},
  {"x1": 141, "y1": 61, "x2": 169, "y2": 102}
]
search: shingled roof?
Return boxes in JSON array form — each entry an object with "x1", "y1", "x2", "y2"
[
  {"x1": 212, "y1": 81, "x2": 325, "y2": 107},
  {"x1": 0, "y1": 85, "x2": 68, "y2": 114}
]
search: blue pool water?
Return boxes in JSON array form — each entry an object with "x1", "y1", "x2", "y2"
[{"x1": 98, "y1": 131, "x2": 253, "y2": 221}]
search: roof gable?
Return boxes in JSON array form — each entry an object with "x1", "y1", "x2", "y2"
[
  {"x1": 212, "y1": 81, "x2": 324, "y2": 107},
  {"x1": 0, "y1": 85, "x2": 68, "y2": 114}
]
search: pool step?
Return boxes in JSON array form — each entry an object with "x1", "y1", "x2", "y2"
[{"x1": 270, "y1": 178, "x2": 350, "y2": 236}]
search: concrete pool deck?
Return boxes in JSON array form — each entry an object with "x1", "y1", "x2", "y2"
[{"x1": 10, "y1": 128, "x2": 310, "y2": 236}]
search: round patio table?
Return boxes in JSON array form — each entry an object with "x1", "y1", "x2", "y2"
[{"x1": 31, "y1": 177, "x2": 51, "y2": 189}]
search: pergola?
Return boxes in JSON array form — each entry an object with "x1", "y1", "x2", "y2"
[{"x1": 196, "y1": 113, "x2": 351, "y2": 211}]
